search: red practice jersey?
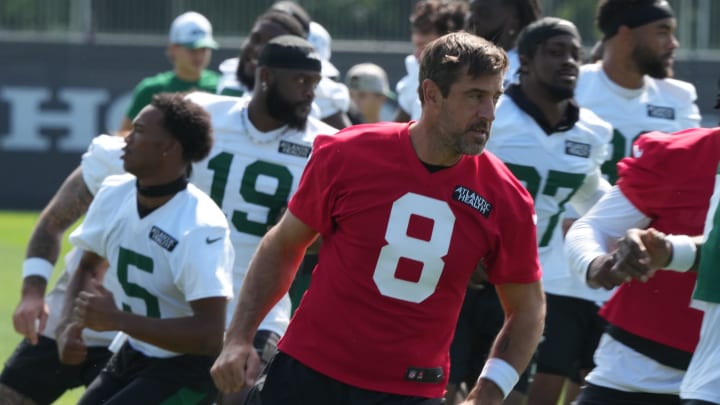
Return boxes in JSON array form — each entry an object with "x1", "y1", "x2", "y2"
[
  {"x1": 602, "y1": 127, "x2": 720, "y2": 353},
  {"x1": 280, "y1": 122, "x2": 541, "y2": 398}
]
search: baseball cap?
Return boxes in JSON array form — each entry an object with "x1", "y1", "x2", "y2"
[
  {"x1": 345, "y1": 63, "x2": 391, "y2": 96},
  {"x1": 169, "y1": 11, "x2": 219, "y2": 49},
  {"x1": 308, "y1": 21, "x2": 340, "y2": 78}
]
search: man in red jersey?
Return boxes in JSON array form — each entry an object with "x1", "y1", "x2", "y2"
[
  {"x1": 565, "y1": 127, "x2": 720, "y2": 404},
  {"x1": 210, "y1": 32, "x2": 545, "y2": 405}
]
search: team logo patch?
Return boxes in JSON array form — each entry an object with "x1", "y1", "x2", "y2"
[
  {"x1": 565, "y1": 140, "x2": 591, "y2": 158},
  {"x1": 149, "y1": 226, "x2": 178, "y2": 252},
  {"x1": 646, "y1": 104, "x2": 675, "y2": 120},
  {"x1": 453, "y1": 186, "x2": 492, "y2": 217},
  {"x1": 278, "y1": 140, "x2": 311, "y2": 158}
]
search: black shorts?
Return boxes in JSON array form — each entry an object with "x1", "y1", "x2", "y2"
[
  {"x1": 534, "y1": 293, "x2": 606, "y2": 383},
  {"x1": 0, "y1": 336, "x2": 111, "y2": 405},
  {"x1": 246, "y1": 351, "x2": 443, "y2": 405},
  {"x1": 78, "y1": 342, "x2": 217, "y2": 405},
  {"x1": 448, "y1": 286, "x2": 504, "y2": 386},
  {"x1": 576, "y1": 382, "x2": 680, "y2": 405}
]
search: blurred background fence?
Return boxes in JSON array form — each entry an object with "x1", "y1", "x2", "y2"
[{"x1": 2, "y1": 0, "x2": 720, "y2": 55}]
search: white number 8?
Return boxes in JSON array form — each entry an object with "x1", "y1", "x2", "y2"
[{"x1": 372, "y1": 193, "x2": 455, "y2": 303}]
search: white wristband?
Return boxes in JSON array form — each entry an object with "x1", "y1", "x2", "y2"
[
  {"x1": 478, "y1": 358, "x2": 519, "y2": 398},
  {"x1": 22, "y1": 257, "x2": 54, "y2": 280},
  {"x1": 665, "y1": 234, "x2": 697, "y2": 272}
]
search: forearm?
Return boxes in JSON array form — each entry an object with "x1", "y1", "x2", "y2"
[
  {"x1": 58, "y1": 252, "x2": 104, "y2": 332},
  {"x1": 113, "y1": 312, "x2": 225, "y2": 356}
]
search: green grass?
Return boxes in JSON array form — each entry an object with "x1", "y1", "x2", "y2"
[{"x1": 0, "y1": 211, "x2": 84, "y2": 404}]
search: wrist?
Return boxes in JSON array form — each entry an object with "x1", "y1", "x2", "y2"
[
  {"x1": 665, "y1": 234, "x2": 697, "y2": 272},
  {"x1": 22, "y1": 258, "x2": 54, "y2": 281},
  {"x1": 478, "y1": 358, "x2": 519, "y2": 399}
]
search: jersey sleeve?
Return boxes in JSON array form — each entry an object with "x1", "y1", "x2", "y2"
[
  {"x1": 81, "y1": 135, "x2": 126, "y2": 195},
  {"x1": 287, "y1": 135, "x2": 339, "y2": 235},
  {"x1": 314, "y1": 78, "x2": 351, "y2": 118},
  {"x1": 69, "y1": 175, "x2": 131, "y2": 257},
  {"x1": 174, "y1": 226, "x2": 234, "y2": 302},
  {"x1": 485, "y1": 178, "x2": 542, "y2": 285}
]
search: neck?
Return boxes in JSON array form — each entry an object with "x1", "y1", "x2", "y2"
[
  {"x1": 521, "y1": 82, "x2": 568, "y2": 128},
  {"x1": 247, "y1": 98, "x2": 285, "y2": 132},
  {"x1": 174, "y1": 66, "x2": 202, "y2": 82},
  {"x1": 602, "y1": 49, "x2": 644, "y2": 89},
  {"x1": 409, "y1": 121, "x2": 462, "y2": 167},
  {"x1": 135, "y1": 175, "x2": 187, "y2": 216}
]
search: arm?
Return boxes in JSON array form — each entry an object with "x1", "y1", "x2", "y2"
[
  {"x1": 73, "y1": 284, "x2": 227, "y2": 356},
  {"x1": 393, "y1": 108, "x2": 411, "y2": 122},
  {"x1": 211, "y1": 211, "x2": 319, "y2": 393},
  {"x1": 56, "y1": 249, "x2": 107, "y2": 364},
  {"x1": 564, "y1": 186, "x2": 651, "y2": 289},
  {"x1": 464, "y1": 281, "x2": 545, "y2": 405},
  {"x1": 13, "y1": 166, "x2": 92, "y2": 344},
  {"x1": 613, "y1": 228, "x2": 702, "y2": 275},
  {"x1": 321, "y1": 111, "x2": 352, "y2": 129}
]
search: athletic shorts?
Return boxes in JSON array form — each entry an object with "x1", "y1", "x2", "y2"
[
  {"x1": 535, "y1": 293, "x2": 605, "y2": 383},
  {"x1": 576, "y1": 382, "x2": 680, "y2": 405},
  {"x1": 447, "y1": 285, "x2": 531, "y2": 394},
  {"x1": 0, "y1": 336, "x2": 111, "y2": 405},
  {"x1": 78, "y1": 342, "x2": 217, "y2": 405},
  {"x1": 448, "y1": 286, "x2": 503, "y2": 386},
  {"x1": 245, "y1": 351, "x2": 443, "y2": 405}
]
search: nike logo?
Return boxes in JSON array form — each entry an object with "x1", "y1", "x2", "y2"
[{"x1": 206, "y1": 236, "x2": 223, "y2": 244}]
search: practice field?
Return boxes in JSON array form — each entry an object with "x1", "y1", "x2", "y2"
[{"x1": 0, "y1": 211, "x2": 83, "y2": 404}]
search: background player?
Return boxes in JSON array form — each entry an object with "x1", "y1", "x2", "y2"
[
  {"x1": 486, "y1": 17, "x2": 612, "y2": 405},
  {"x1": 57, "y1": 93, "x2": 233, "y2": 404}
]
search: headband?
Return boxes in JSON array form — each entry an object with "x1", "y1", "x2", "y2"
[
  {"x1": 601, "y1": 1, "x2": 674, "y2": 39},
  {"x1": 258, "y1": 35, "x2": 322, "y2": 72},
  {"x1": 517, "y1": 17, "x2": 581, "y2": 57}
]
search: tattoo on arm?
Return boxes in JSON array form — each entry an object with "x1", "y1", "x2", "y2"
[{"x1": 26, "y1": 167, "x2": 93, "y2": 263}]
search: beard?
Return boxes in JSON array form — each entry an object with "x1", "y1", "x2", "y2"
[
  {"x1": 236, "y1": 58, "x2": 255, "y2": 90},
  {"x1": 266, "y1": 82, "x2": 309, "y2": 131},
  {"x1": 632, "y1": 45, "x2": 671, "y2": 79},
  {"x1": 540, "y1": 80, "x2": 575, "y2": 102}
]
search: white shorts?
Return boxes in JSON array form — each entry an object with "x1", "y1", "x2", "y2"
[{"x1": 681, "y1": 301, "x2": 720, "y2": 403}]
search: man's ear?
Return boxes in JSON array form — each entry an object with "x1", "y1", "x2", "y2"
[
  {"x1": 256, "y1": 66, "x2": 274, "y2": 89},
  {"x1": 518, "y1": 54, "x2": 531, "y2": 75},
  {"x1": 421, "y1": 79, "x2": 441, "y2": 106}
]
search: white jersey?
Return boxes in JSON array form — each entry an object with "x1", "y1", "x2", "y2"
[
  {"x1": 576, "y1": 62, "x2": 701, "y2": 183},
  {"x1": 504, "y1": 48, "x2": 520, "y2": 87},
  {"x1": 487, "y1": 95, "x2": 612, "y2": 301},
  {"x1": 186, "y1": 91, "x2": 337, "y2": 335},
  {"x1": 42, "y1": 134, "x2": 127, "y2": 346},
  {"x1": 70, "y1": 175, "x2": 234, "y2": 358},
  {"x1": 395, "y1": 54, "x2": 422, "y2": 121},
  {"x1": 217, "y1": 58, "x2": 250, "y2": 98}
]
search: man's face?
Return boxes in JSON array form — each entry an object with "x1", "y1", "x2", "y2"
[
  {"x1": 266, "y1": 68, "x2": 321, "y2": 130},
  {"x1": 524, "y1": 34, "x2": 581, "y2": 102},
  {"x1": 411, "y1": 30, "x2": 440, "y2": 60},
  {"x1": 349, "y1": 89, "x2": 387, "y2": 122},
  {"x1": 630, "y1": 17, "x2": 678, "y2": 79},
  {"x1": 122, "y1": 106, "x2": 174, "y2": 177},
  {"x1": 171, "y1": 45, "x2": 212, "y2": 76},
  {"x1": 466, "y1": 0, "x2": 512, "y2": 44},
  {"x1": 238, "y1": 20, "x2": 292, "y2": 89},
  {"x1": 435, "y1": 69, "x2": 503, "y2": 156}
]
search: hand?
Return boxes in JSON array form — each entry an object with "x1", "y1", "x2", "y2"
[
  {"x1": 463, "y1": 378, "x2": 504, "y2": 405},
  {"x1": 587, "y1": 253, "x2": 628, "y2": 290},
  {"x1": 72, "y1": 280, "x2": 119, "y2": 331},
  {"x1": 56, "y1": 322, "x2": 87, "y2": 365},
  {"x1": 615, "y1": 227, "x2": 671, "y2": 274},
  {"x1": 210, "y1": 340, "x2": 261, "y2": 393},
  {"x1": 12, "y1": 293, "x2": 49, "y2": 345}
]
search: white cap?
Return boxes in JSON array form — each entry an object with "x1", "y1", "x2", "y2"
[
  {"x1": 308, "y1": 21, "x2": 339, "y2": 78},
  {"x1": 169, "y1": 11, "x2": 218, "y2": 49}
]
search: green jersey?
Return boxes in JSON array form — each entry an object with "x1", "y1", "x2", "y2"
[
  {"x1": 125, "y1": 70, "x2": 219, "y2": 120},
  {"x1": 694, "y1": 164, "x2": 720, "y2": 303}
]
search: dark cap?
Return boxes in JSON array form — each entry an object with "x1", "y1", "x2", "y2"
[
  {"x1": 258, "y1": 35, "x2": 322, "y2": 72},
  {"x1": 517, "y1": 17, "x2": 581, "y2": 57}
]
